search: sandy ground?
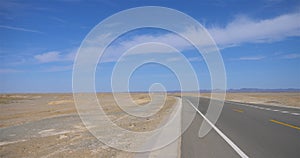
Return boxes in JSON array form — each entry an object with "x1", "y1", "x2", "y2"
[
  {"x1": 176, "y1": 92, "x2": 300, "y2": 108},
  {"x1": 1, "y1": 92, "x2": 298, "y2": 157},
  {"x1": 0, "y1": 93, "x2": 176, "y2": 158}
]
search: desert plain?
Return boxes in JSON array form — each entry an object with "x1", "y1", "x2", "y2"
[
  {"x1": 0, "y1": 93, "x2": 176, "y2": 157},
  {"x1": 0, "y1": 92, "x2": 299, "y2": 157}
]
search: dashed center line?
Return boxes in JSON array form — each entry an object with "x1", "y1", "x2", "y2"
[
  {"x1": 233, "y1": 109, "x2": 244, "y2": 113},
  {"x1": 270, "y1": 119, "x2": 300, "y2": 131}
]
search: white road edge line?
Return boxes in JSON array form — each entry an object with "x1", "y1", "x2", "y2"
[
  {"x1": 186, "y1": 99, "x2": 249, "y2": 158},
  {"x1": 227, "y1": 100, "x2": 300, "y2": 110},
  {"x1": 229, "y1": 102, "x2": 299, "y2": 116},
  {"x1": 280, "y1": 111, "x2": 289, "y2": 113},
  {"x1": 291, "y1": 113, "x2": 300, "y2": 116}
]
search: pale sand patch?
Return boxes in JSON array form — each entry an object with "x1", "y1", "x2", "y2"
[
  {"x1": 0, "y1": 140, "x2": 27, "y2": 146},
  {"x1": 48, "y1": 100, "x2": 74, "y2": 105}
]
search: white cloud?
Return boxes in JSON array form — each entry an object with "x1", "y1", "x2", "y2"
[
  {"x1": 101, "y1": 34, "x2": 189, "y2": 60},
  {"x1": 50, "y1": 16, "x2": 66, "y2": 23},
  {"x1": 65, "y1": 50, "x2": 77, "y2": 61},
  {"x1": 209, "y1": 12, "x2": 300, "y2": 47},
  {"x1": 35, "y1": 12, "x2": 300, "y2": 64},
  {"x1": 100, "y1": 11, "x2": 300, "y2": 61},
  {"x1": 34, "y1": 51, "x2": 76, "y2": 63},
  {"x1": 34, "y1": 51, "x2": 61, "y2": 63},
  {"x1": 0, "y1": 25, "x2": 43, "y2": 34},
  {"x1": 232, "y1": 56, "x2": 266, "y2": 61}
]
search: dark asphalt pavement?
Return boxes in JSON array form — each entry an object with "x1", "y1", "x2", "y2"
[{"x1": 181, "y1": 97, "x2": 300, "y2": 158}]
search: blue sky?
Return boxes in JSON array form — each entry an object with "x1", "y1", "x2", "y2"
[{"x1": 0, "y1": 0, "x2": 300, "y2": 93}]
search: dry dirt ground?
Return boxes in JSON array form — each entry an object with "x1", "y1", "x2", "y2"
[
  {"x1": 0, "y1": 93, "x2": 176, "y2": 158},
  {"x1": 1, "y1": 92, "x2": 298, "y2": 157}
]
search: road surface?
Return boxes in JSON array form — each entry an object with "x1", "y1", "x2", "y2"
[{"x1": 181, "y1": 96, "x2": 300, "y2": 158}]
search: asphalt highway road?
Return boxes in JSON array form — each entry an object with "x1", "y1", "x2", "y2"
[{"x1": 181, "y1": 96, "x2": 300, "y2": 158}]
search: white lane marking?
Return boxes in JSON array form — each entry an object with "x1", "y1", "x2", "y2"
[
  {"x1": 229, "y1": 102, "x2": 300, "y2": 116},
  {"x1": 229, "y1": 101, "x2": 300, "y2": 110},
  {"x1": 291, "y1": 113, "x2": 300, "y2": 116},
  {"x1": 186, "y1": 99, "x2": 249, "y2": 158}
]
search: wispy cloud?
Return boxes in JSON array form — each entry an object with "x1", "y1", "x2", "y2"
[
  {"x1": 209, "y1": 12, "x2": 300, "y2": 47},
  {"x1": 0, "y1": 25, "x2": 44, "y2": 34},
  {"x1": 34, "y1": 51, "x2": 75, "y2": 63},
  {"x1": 99, "y1": 33, "x2": 192, "y2": 63},
  {"x1": 49, "y1": 16, "x2": 66, "y2": 23},
  {"x1": 0, "y1": 68, "x2": 22, "y2": 73},
  {"x1": 282, "y1": 53, "x2": 300, "y2": 59},
  {"x1": 232, "y1": 56, "x2": 266, "y2": 61},
  {"x1": 0, "y1": 1, "x2": 26, "y2": 20},
  {"x1": 34, "y1": 51, "x2": 61, "y2": 63},
  {"x1": 98, "y1": 11, "x2": 300, "y2": 62},
  {"x1": 29, "y1": 11, "x2": 300, "y2": 65},
  {"x1": 45, "y1": 65, "x2": 73, "y2": 72}
]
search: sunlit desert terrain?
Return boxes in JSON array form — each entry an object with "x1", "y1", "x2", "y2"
[
  {"x1": 0, "y1": 93, "x2": 176, "y2": 157},
  {"x1": 202, "y1": 92, "x2": 300, "y2": 108},
  {"x1": 0, "y1": 92, "x2": 299, "y2": 157}
]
